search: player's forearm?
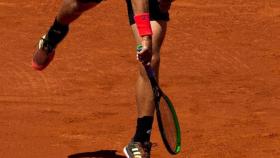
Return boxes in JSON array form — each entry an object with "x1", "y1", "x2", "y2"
[
  {"x1": 131, "y1": 0, "x2": 149, "y2": 14},
  {"x1": 131, "y1": 0, "x2": 152, "y2": 38}
]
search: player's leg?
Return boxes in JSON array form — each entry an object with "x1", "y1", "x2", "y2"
[
  {"x1": 32, "y1": 0, "x2": 102, "y2": 71},
  {"x1": 133, "y1": 19, "x2": 167, "y2": 139},
  {"x1": 57, "y1": 0, "x2": 101, "y2": 25},
  {"x1": 125, "y1": 20, "x2": 167, "y2": 158},
  {"x1": 124, "y1": 0, "x2": 171, "y2": 157}
]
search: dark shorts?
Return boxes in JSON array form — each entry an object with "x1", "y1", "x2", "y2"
[{"x1": 125, "y1": 0, "x2": 170, "y2": 25}]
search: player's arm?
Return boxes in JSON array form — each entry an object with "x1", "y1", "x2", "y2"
[
  {"x1": 158, "y1": 0, "x2": 173, "y2": 13},
  {"x1": 131, "y1": 0, "x2": 152, "y2": 65},
  {"x1": 131, "y1": 0, "x2": 149, "y2": 14}
]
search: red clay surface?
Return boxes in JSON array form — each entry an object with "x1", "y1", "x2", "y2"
[{"x1": 1, "y1": 0, "x2": 280, "y2": 157}]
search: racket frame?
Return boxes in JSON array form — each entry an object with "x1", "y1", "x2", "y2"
[{"x1": 144, "y1": 65, "x2": 181, "y2": 154}]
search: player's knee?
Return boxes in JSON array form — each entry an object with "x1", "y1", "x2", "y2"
[
  {"x1": 151, "y1": 53, "x2": 160, "y2": 66},
  {"x1": 139, "y1": 54, "x2": 160, "y2": 78}
]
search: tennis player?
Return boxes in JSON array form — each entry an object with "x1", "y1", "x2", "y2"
[
  {"x1": 123, "y1": 0, "x2": 172, "y2": 158},
  {"x1": 31, "y1": 0, "x2": 172, "y2": 157}
]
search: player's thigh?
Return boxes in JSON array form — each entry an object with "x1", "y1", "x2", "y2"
[
  {"x1": 151, "y1": 20, "x2": 167, "y2": 53},
  {"x1": 131, "y1": 20, "x2": 167, "y2": 78},
  {"x1": 126, "y1": 0, "x2": 168, "y2": 53},
  {"x1": 63, "y1": 0, "x2": 100, "y2": 11}
]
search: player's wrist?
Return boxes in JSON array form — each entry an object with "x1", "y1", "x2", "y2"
[
  {"x1": 142, "y1": 35, "x2": 152, "y2": 41},
  {"x1": 141, "y1": 36, "x2": 152, "y2": 49},
  {"x1": 134, "y1": 13, "x2": 153, "y2": 37}
]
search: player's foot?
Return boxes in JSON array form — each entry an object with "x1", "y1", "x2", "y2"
[
  {"x1": 123, "y1": 141, "x2": 152, "y2": 158},
  {"x1": 32, "y1": 35, "x2": 56, "y2": 71}
]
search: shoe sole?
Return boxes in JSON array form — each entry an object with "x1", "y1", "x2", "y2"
[
  {"x1": 32, "y1": 51, "x2": 55, "y2": 71},
  {"x1": 123, "y1": 146, "x2": 130, "y2": 158}
]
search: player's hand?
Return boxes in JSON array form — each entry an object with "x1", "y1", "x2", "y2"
[
  {"x1": 137, "y1": 36, "x2": 152, "y2": 65},
  {"x1": 158, "y1": 0, "x2": 173, "y2": 13}
]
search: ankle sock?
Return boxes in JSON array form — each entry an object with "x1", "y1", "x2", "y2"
[
  {"x1": 133, "y1": 116, "x2": 154, "y2": 143},
  {"x1": 46, "y1": 18, "x2": 69, "y2": 48}
]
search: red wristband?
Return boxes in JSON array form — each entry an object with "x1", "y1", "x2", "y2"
[{"x1": 134, "y1": 13, "x2": 153, "y2": 36}]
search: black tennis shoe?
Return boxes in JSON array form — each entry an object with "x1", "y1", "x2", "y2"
[{"x1": 32, "y1": 35, "x2": 56, "y2": 71}]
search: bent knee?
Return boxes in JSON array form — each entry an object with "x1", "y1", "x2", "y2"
[
  {"x1": 139, "y1": 54, "x2": 160, "y2": 78},
  {"x1": 151, "y1": 51, "x2": 160, "y2": 66}
]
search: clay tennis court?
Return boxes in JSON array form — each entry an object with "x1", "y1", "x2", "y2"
[{"x1": 0, "y1": 0, "x2": 280, "y2": 157}]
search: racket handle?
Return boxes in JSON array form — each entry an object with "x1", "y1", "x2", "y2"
[
  {"x1": 136, "y1": 44, "x2": 143, "y2": 52},
  {"x1": 136, "y1": 45, "x2": 155, "y2": 79}
]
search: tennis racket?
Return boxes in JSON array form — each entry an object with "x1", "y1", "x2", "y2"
[{"x1": 137, "y1": 45, "x2": 181, "y2": 154}]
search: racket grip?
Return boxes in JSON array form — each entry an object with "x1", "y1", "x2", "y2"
[
  {"x1": 137, "y1": 45, "x2": 155, "y2": 78},
  {"x1": 136, "y1": 45, "x2": 143, "y2": 52}
]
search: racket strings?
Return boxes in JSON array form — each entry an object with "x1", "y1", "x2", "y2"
[{"x1": 158, "y1": 96, "x2": 178, "y2": 151}]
